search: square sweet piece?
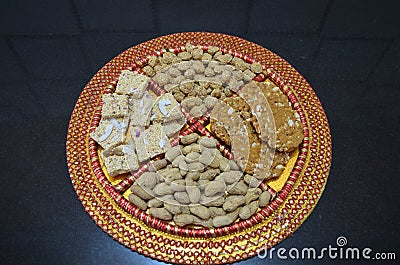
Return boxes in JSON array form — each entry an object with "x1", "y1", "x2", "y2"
[
  {"x1": 90, "y1": 117, "x2": 129, "y2": 149},
  {"x1": 239, "y1": 82, "x2": 275, "y2": 142},
  {"x1": 129, "y1": 91, "x2": 156, "y2": 126},
  {"x1": 162, "y1": 117, "x2": 186, "y2": 137},
  {"x1": 150, "y1": 93, "x2": 185, "y2": 123},
  {"x1": 101, "y1": 155, "x2": 129, "y2": 176},
  {"x1": 100, "y1": 142, "x2": 139, "y2": 176},
  {"x1": 115, "y1": 70, "x2": 150, "y2": 98},
  {"x1": 101, "y1": 93, "x2": 129, "y2": 118},
  {"x1": 133, "y1": 123, "x2": 171, "y2": 162}
]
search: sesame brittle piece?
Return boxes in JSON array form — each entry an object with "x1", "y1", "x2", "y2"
[
  {"x1": 101, "y1": 93, "x2": 129, "y2": 118},
  {"x1": 257, "y1": 81, "x2": 304, "y2": 152},
  {"x1": 128, "y1": 91, "x2": 155, "y2": 126},
  {"x1": 133, "y1": 123, "x2": 171, "y2": 162},
  {"x1": 90, "y1": 117, "x2": 129, "y2": 149},
  {"x1": 115, "y1": 70, "x2": 150, "y2": 98}
]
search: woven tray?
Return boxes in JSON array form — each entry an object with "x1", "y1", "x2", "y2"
[{"x1": 66, "y1": 32, "x2": 331, "y2": 264}]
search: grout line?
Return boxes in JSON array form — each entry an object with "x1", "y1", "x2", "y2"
[
  {"x1": 6, "y1": 34, "x2": 78, "y2": 39},
  {"x1": 70, "y1": 0, "x2": 84, "y2": 32},
  {"x1": 306, "y1": 78, "x2": 400, "y2": 87},
  {"x1": 317, "y1": 0, "x2": 334, "y2": 35},
  {"x1": 5, "y1": 32, "x2": 397, "y2": 41},
  {"x1": 244, "y1": 0, "x2": 254, "y2": 34},
  {"x1": 324, "y1": 36, "x2": 396, "y2": 41},
  {"x1": 4, "y1": 36, "x2": 31, "y2": 80},
  {"x1": 304, "y1": 37, "x2": 324, "y2": 76},
  {"x1": 80, "y1": 29, "x2": 160, "y2": 34},
  {"x1": 151, "y1": 0, "x2": 160, "y2": 33},
  {"x1": 246, "y1": 30, "x2": 319, "y2": 36},
  {"x1": 76, "y1": 35, "x2": 93, "y2": 74},
  {"x1": 365, "y1": 39, "x2": 395, "y2": 82}
]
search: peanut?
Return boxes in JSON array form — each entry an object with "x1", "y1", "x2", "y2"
[
  {"x1": 135, "y1": 172, "x2": 157, "y2": 189},
  {"x1": 186, "y1": 185, "x2": 201, "y2": 204},
  {"x1": 227, "y1": 180, "x2": 248, "y2": 195},
  {"x1": 239, "y1": 201, "x2": 259, "y2": 220},
  {"x1": 259, "y1": 190, "x2": 272, "y2": 207},
  {"x1": 148, "y1": 159, "x2": 167, "y2": 172},
  {"x1": 165, "y1": 146, "x2": 182, "y2": 162},
  {"x1": 147, "y1": 198, "x2": 163, "y2": 208},
  {"x1": 130, "y1": 184, "x2": 155, "y2": 200},
  {"x1": 149, "y1": 207, "x2": 173, "y2": 221},
  {"x1": 174, "y1": 214, "x2": 194, "y2": 227},
  {"x1": 216, "y1": 171, "x2": 242, "y2": 185},
  {"x1": 190, "y1": 205, "x2": 211, "y2": 220},
  {"x1": 154, "y1": 182, "x2": 173, "y2": 196},
  {"x1": 209, "y1": 207, "x2": 226, "y2": 217},
  {"x1": 222, "y1": 195, "x2": 245, "y2": 212},
  {"x1": 185, "y1": 151, "x2": 200, "y2": 163},
  {"x1": 204, "y1": 180, "x2": 226, "y2": 197},
  {"x1": 174, "y1": 191, "x2": 190, "y2": 204},
  {"x1": 198, "y1": 136, "x2": 217, "y2": 148},
  {"x1": 182, "y1": 143, "x2": 201, "y2": 154},
  {"x1": 213, "y1": 215, "x2": 233, "y2": 227},
  {"x1": 244, "y1": 188, "x2": 262, "y2": 204},
  {"x1": 199, "y1": 194, "x2": 225, "y2": 207},
  {"x1": 164, "y1": 200, "x2": 182, "y2": 214},
  {"x1": 128, "y1": 194, "x2": 148, "y2": 211},
  {"x1": 180, "y1": 133, "x2": 199, "y2": 145},
  {"x1": 170, "y1": 179, "x2": 186, "y2": 192}
]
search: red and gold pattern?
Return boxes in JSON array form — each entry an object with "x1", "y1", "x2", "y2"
[{"x1": 66, "y1": 32, "x2": 331, "y2": 264}]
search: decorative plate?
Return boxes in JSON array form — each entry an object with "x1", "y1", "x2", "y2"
[{"x1": 66, "y1": 32, "x2": 331, "y2": 264}]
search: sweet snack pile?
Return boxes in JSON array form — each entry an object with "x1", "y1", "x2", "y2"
[{"x1": 90, "y1": 43, "x2": 304, "y2": 228}]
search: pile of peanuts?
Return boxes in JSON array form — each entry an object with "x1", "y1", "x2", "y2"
[
  {"x1": 144, "y1": 42, "x2": 265, "y2": 104},
  {"x1": 128, "y1": 133, "x2": 272, "y2": 228}
]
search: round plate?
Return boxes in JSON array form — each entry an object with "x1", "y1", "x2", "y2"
[{"x1": 66, "y1": 32, "x2": 332, "y2": 264}]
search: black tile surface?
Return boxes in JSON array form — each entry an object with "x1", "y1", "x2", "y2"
[
  {"x1": 11, "y1": 37, "x2": 90, "y2": 80},
  {"x1": 81, "y1": 32, "x2": 159, "y2": 72},
  {"x1": 243, "y1": 34, "x2": 320, "y2": 74},
  {"x1": 309, "y1": 39, "x2": 388, "y2": 81},
  {"x1": 1, "y1": 0, "x2": 400, "y2": 264},
  {"x1": 0, "y1": 0, "x2": 79, "y2": 35},
  {"x1": 0, "y1": 83, "x2": 42, "y2": 121},
  {"x1": 0, "y1": 37, "x2": 27, "y2": 83},
  {"x1": 324, "y1": 0, "x2": 400, "y2": 38},
  {"x1": 73, "y1": 0, "x2": 154, "y2": 32},
  {"x1": 28, "y1": 80, "x2": 85, "y2": 117},
  {"x1": 248, "y1": 0, "x2": 329, "y2": 33},
  {"x1": 156, "y1": 0, "x2": 250, "y2": 34},
  {"x1": 374, "y1": 40, "x2": 400, "y2": 84}
]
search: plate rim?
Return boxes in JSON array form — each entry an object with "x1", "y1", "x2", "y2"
[{"x1": 66, "y1": 32, "x2": 332, "y2": 264}]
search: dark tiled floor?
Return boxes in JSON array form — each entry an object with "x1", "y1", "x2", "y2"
[
  {"x1": 324, "y1": 0, "x2": 400, "y2": 38},
  {"x1": 73, "y1": 0, "x2": 155, "y2": 32},
  {"x1": 243, "y1": 34, "x2": 320, "y2": 74},
  {"x1": 0, "y1": 37, "x2": 27, "y2": 83},
  {"x1": 0, "y1": 0, "x2": 79, "y2": 35},
  {"x1": 1, "y1": 1, "x2": 399, "y2": 265},
  {"x1": 11, "y1": 37, "x2": 90, "y2": 81},
  {"x1": 249, "y1": 0, "x2": 329, "y2": 33},
  {"x1": 309, "y1": 39, "x2": 388, "y2": 81},
  {"x1": 374, "y1": 40, "x2": 400, "y2": 84},
  {"x1": 157, "y1": 0, "x2": 251, "y2": 34},
  {"x1": 81, "y1": 32, "x2": 159, "y2": 72}
]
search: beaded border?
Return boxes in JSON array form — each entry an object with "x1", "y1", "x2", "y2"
[{"x1": 66, "y1": 32, "x2": 331, "y2": 264}]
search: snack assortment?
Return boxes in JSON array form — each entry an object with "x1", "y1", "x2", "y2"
[
  {"x1": 90, "y1": 43, "x2": 304, "y2": 228},
  {"x1": 128, "y1": 133, "x2": 272, "y2": 227}
]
